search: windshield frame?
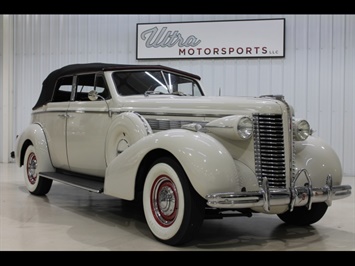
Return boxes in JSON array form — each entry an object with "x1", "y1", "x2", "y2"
[{"x1": 111, "y1": 69, "x2": 204, "y2": 97}]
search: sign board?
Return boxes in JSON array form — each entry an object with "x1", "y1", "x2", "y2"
[{"x1": 136, "y1": 18, "x2": 285, "y2": 60}]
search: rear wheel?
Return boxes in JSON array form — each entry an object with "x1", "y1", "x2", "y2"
[
  {"x1": 277, "y1": 202, "x2": 328, "y2": 226},
  {"x1": 23, "y1": 145, "x2": 53, "y2": 195},
  {"x1": 142, "y1": 157, "x2": 205, "y2": 246}
]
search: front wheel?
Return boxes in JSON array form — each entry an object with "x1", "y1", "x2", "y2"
[
  {"x1": 277, "y1": 202, "x2": 328, "y2": 226},
  {"x1": 142, "y1": 157, "x2": 205, "y2": 246},
  {"x1": 23, "y1": 145, "x2": 53, "y2": 195}
]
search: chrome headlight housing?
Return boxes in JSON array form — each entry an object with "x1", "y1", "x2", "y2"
[
  {"x1": 204, "y1": 115, "x2": 253, "y2": 140},
  {"x1": 293, "y1": 119, "x2": 311, "y2": 141},
  {"x1": 237, "y1": 116, "x2": 253, "y2": 139}
]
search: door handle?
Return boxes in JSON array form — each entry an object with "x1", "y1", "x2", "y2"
[{"x1": 58, "y1": 114, "x2": 72, "y2": 118}]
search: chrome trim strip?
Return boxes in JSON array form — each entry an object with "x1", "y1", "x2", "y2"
[
  {"x1": 33, "y1": 110, "x2": 110, "y2": 115},
  {"x1": 32, "y1": 109, "x2": 244, "y2": 118},
  {"x1": 147, "y1": 118, "x2": 208, "y2": 131}
]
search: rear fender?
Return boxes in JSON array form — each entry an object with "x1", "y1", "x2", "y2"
[{"x1": 15, "y1": 123, "x2": 55, "y2": 172}]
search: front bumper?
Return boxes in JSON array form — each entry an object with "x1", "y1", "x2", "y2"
[{"x1": 206, "y1": 169, "x2": 352, "y2": 212}]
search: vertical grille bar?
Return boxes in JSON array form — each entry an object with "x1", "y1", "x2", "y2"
[{"x1": 253, "y1": 114, "x2": 286, "y2": 188}]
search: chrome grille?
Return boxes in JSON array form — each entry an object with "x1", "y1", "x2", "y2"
[{"x1": 253, "y1": 114, "x2": 286, "y2": 188}]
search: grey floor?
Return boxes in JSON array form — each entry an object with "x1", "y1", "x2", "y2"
[{"x1": 1, "y1": 162, "x2": 354, "y2": 251}]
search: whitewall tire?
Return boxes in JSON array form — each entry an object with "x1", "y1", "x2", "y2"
[
  {"x1": 143, "y1": 157, "x2": 205, "y2": 246},
  {"x1": 23, "y1": 145, "x2": 53, "y2": 195}
]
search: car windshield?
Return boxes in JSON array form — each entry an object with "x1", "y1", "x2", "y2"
[{"x1": 112, "y1": 70, "x2": 203, "y2": 96}]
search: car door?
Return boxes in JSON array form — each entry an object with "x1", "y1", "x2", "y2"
[
  {"x1": 42, "y1": 75, "x2": 72, "y2": 171},
  {"x1": 66, "y1": 73, "x2": 112, "y2": 177}
]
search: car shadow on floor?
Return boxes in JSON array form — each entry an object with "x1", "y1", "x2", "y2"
[{"x1": 16, "y1": 183, "x2": 351, "y2": 251}]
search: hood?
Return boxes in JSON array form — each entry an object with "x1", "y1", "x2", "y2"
[{"x1": 116, "y1": 95, "x2": 286, "y2": 118}]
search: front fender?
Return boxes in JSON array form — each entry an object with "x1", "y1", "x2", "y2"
[
  {"x1": 294, "y1": 135, "x2": 343, "y2": 187},
  {"x1": 15, "y1": 123, "x2": 55, "y2": 172},
  {"x1": 104, "y1": 129, "x2": 240, "y2": 200}
]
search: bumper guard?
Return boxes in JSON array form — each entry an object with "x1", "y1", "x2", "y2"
[{"x1": 206, "y1": 169, "x2": 352, "y2": 212}]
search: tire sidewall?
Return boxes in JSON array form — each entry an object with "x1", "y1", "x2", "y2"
[
  {"x1": 143, "y1": 158, "x2": 187, "y2": 242},
  {"x1": 23, "y1": 145, "x2": 40, "y2": 193}
]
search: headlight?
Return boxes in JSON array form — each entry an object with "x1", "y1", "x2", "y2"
[
  {"x1": 205, "y1": 115, "x2": 253, "y2": 140},
  {"x1": 293, "y1": 119, "x2": 310, "y2": 141},
  {"x1": 237, "y1": 117, "x2": 253, "y2": 139}
]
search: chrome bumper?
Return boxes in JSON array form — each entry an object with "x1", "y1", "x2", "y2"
[{"x1": 206, "y1": 169, "x2": 352, "y2": 212}]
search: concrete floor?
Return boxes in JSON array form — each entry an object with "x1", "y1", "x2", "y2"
[{"x1": 0, "y1": 162, "x2": 354, "y2": 251}]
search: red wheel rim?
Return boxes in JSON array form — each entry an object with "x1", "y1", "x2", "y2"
[
  {"x1": 26, "y1": 152, "x2": 37, "y2": 185},
  {"x1": 150, "y1": 175, "x2": 179, "y2": 227}
]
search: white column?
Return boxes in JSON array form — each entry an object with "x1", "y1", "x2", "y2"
[{"x1": 2, "y1": 15, "x2": 14, "y2": 163}]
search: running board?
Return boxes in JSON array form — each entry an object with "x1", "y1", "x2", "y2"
[{"x1": 39, "y1": 172, "x2": 104, "y2": 193}]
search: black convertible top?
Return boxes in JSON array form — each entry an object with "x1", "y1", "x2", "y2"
[{"x1": 33, "y1": 62, "x2": 201, "y2": 110}]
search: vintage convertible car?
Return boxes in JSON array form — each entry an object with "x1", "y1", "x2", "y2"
[{"x1": 12, "y1": 63, "x2": 352, "y2": 246}]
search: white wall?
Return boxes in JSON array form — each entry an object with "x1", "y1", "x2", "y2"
[
  {"x1": 0, "y1": 16, "x2": 3, "y2": 161},
  {"x1": 1, "y1": 15, "x2": 14, "y2": 165},
  {"x1": 1, "y1": 14, "x2": 355, "y2": 176}
]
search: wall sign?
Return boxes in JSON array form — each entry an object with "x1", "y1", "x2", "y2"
[{"x1": 136, "y1": 18, "x2": 285, "y2": 60}]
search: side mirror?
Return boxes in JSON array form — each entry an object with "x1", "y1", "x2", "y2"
[
  {"x1": 88, "y1": 90, "x2": 99, "y2": 101},
  {"x1": 88, "y1": 90, "x2": 112, "y2": 117}
]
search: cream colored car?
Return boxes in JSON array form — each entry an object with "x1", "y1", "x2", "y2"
[{"x1": 13, "y1": 63, "x2": 352, "y2": 246}]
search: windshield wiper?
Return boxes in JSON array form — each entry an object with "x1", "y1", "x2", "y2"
[
  {"x1": 144, "y1": 90, "x2": 187, "y2": 97},
  {"x1": 171, "y1": 91, "x2": 187, "y2": 96},
  {"x1": 144, "y1": 91, "x2": 166, "y2": 96}
]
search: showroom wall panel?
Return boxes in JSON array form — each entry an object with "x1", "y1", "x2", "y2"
[
  {"x1": 1, "y1": 14, "x2": 354, "y2": 176},
  {"x1": 1, "y1": 15, "x2": 14, "y2": 164},
  {"x1": 0, "y1": 16, "x2": 3, "y2": 161}
]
